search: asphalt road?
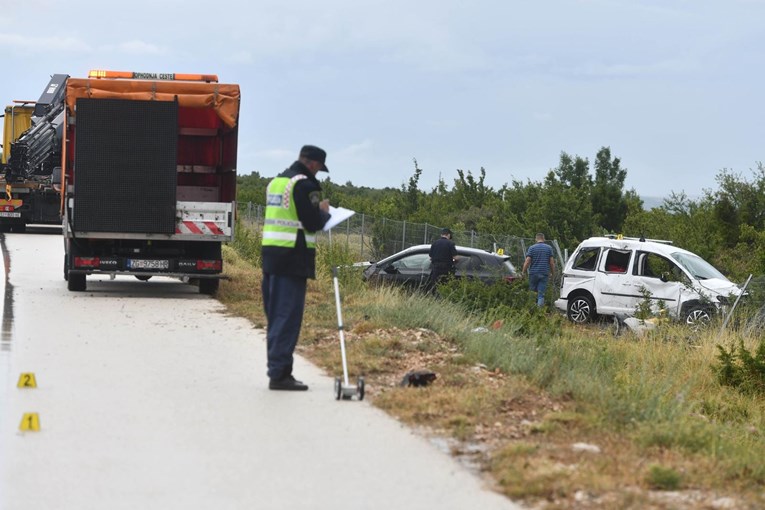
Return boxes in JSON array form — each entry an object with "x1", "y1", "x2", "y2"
[{"x1": 0, "y1": 229, "x2": 522, "y2": 510}]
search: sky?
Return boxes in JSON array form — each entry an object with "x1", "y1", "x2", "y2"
[{"x1": 1, "y1": 0, "x2": 763, "y2": 200}]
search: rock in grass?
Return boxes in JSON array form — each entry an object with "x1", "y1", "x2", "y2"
[{"x1": 399, "y1": 370, "x2": 437, "y2": 387}]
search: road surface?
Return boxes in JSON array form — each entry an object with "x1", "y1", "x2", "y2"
[{"x1": 0, "y1": 228, "x2": 521, "y2": 510}]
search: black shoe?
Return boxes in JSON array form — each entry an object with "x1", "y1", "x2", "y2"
[{"x1": 269, "y1": 375, "x2": 309, "y2": 391}]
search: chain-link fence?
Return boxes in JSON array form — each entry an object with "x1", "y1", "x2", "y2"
[{"x1": 237, "y1": 201, "x2": 565, "y2": 270}]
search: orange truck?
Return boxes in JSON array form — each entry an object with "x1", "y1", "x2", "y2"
[{"x1": 62, "y1": 70, "x2": 240, "y2": 293}]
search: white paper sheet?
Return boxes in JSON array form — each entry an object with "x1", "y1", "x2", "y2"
[{"x1": 323, "y1": 206, "x2": 356, "y2": 231}]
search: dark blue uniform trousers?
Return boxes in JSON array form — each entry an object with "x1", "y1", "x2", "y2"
[{"x1": 262, "y1": 272, "x2": 307, "y2": 381}]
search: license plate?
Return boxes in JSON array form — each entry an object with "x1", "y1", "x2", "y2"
[
  {"x1": 128, "y1": 259, "x2": 169, "y2": 270},
  {"x1": 0, "y1": 212, "x2": 21, "y2": 218}
]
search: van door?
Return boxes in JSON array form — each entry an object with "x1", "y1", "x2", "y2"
[
  {"x1": 594, "y1": 248, "x2": 636, "y2": 315},
  {"x1": 631, "y1": 251, "x2": 688, "y2": 317}
]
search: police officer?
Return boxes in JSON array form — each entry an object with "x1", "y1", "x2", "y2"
[
  {"x1": 428, "y1": 228, "x2": 457, "y2": 291},
  {"x1": 261, "y1": 145, "x2": 331, "y2": 391}
]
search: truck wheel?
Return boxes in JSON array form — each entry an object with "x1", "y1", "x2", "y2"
[
  {"x1": 567, "y1": 295, "x2": 595, "y2": 323},
  {"x1": 135, "y1": 275, "x2": 152, "y2": 281},
  {"x1": 199, "y1": 279, "x2": 219, "y2": 295},
  {"x1": 67, "y1": 273, "x2": 86, "y2": 292},
  {"x1": 64, "y1": 254, "x2": 69, "y2": 281}
]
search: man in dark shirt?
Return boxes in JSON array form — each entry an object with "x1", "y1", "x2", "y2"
[
  {"x1": 522, "y1": 232, "x2": 555, "y2": 307},
  {"x1": 428, "y1": 228, "x2": 457, "y2": 292}
]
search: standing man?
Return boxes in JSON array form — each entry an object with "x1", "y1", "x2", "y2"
[
  {"x1": 428, "y1": 228, "x2": 458, "y2": 292},
  {"x1": 261, "y1": 145, "x2": 331, "y2": 391},
  {"x1": 522, "y1": 233, "x2": 555, "y2": 307}
]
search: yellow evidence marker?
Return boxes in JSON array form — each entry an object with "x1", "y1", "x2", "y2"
[
  {"x1": 19, "y1": 413, "x2": 40, "y2": 431},
  {"x1": 17, "y1": 373, "x2": 38, "y2": 388}
]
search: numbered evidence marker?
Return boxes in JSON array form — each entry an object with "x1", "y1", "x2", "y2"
[
  {"x1": 17, "y1": 373, "x2": 38, "y2": 388},
  {"x1": 19, "y1": 413, "x2": 40, "y2": 432}
]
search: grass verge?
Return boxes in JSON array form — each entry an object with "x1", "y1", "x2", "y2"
[{"x1": 217, "y1": 242, "x2": 765, "y2": 509}]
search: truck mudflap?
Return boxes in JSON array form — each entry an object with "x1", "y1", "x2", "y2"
[{"x1": 66, "y1": 200, "x2": 235, "y2": 241}]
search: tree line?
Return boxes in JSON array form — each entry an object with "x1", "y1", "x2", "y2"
[{"x1": 237, "y1": 147, "x2": 764, "y2": 281}]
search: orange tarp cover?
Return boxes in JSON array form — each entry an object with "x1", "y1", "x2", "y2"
[{"x1": 66, "y1": 78, "x2": 240, "y2": 128}]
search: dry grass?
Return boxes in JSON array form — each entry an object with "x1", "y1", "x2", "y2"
[{"x1": 217, "y1": 246, "x2": 765, "y2": 509}]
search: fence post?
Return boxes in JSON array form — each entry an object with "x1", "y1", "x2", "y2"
[
  {"x1": 423, "y1": 223, "x2": 428, "y2": 244},
  {"x1": 346, "y1": 214, "x2": 350, "y2": 250},
  {"x1": 360, "y1": 213, "x2": 365, "y2": 260},
  {"x1": 402, "y1": 220, "x2": 407, "y2": 249}
]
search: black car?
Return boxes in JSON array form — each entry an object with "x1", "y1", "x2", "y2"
[{"x1": 362, "y1": 244, "x2": 518, "y2": 289}]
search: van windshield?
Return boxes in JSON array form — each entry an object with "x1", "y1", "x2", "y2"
[{"x1": 671, "y1": 252, "x2": 728, "y2": 281}]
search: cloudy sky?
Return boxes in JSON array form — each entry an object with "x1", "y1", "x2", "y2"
[{"x1": 1, "y1": 0, "x2": 763, "y2": 199}]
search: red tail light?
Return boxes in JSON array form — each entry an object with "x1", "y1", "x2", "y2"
[
  {"x1": 196, "y1": 259, "x2": 222, "y2": 271},
  {"x1": 74, "y1": 257, "x2": 100, "y2": 268}
]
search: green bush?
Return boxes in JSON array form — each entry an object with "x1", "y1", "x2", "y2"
[
  {"x1": 315, "y1": 241, "x2": 365, "y2": 291},
  {"x1": 646, "y1": 464, "x2": 682, "y2": 490},
  {"x1": 231, "y1": 221, "x2": 261, "y2": 266},
  {"x1": 436, "y1": 277, "x2": 559, "y2": 337},
  {"x1": 715, "y1": 339, "x2": 765, "y2": 396}
]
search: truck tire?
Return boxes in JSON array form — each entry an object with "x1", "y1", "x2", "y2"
[
  {"x1": 67, "y1": 273, "x2": 86, "y2": 292},
  {"x1": 199, "y1": 278, "x2": 219, "y2": 295},
  {"x1": 64, "y1": 254, "x2": 69, "y2": 281}
]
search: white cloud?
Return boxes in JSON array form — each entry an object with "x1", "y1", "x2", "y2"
[
  {"x1": 256, "y1": 148, "x2": 294, "y2": 161},
  {"x1": 0, "y1": 32, "x2": 91, "y2": 54},
  {"x1": 336, "y1": 139, "x2": 373, "y2": 157},
  {"x1": 578, "y1": 58, "x2": 696, "y2": 78},
  {"x1": 115, "y1": 40, "x2": 169, "y2": 56},
  {"x1": 225, "y1": 51, "x2": 253, "y2": 64}
]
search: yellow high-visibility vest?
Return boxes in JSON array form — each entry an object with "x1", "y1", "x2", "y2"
[{"x1": 262, "y1": 175, "x2": 317, "y2": 249}]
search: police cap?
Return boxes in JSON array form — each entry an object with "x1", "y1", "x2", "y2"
[{"x1": 299, "y1": 145, "x2": 329, "y2": 172}]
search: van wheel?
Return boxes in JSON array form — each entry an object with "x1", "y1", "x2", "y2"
[
  {"x1": 684, "y1": 306, "x2": 712, "y2": 326},
  {"x1": 567, "y1": 295, "x2": 594, "y2": 323}
]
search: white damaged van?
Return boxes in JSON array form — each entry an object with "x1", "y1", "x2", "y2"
[{"x1": 554, "y1": 236, "x2": 742, "y2": 325}]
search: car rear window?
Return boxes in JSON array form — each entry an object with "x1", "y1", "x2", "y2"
[
  {"x1": 572, "y1": 247, "x2": 600, "y2": 271},
  {"x1": 457, "y1": 254, "x2": 485, "y2": 270}
]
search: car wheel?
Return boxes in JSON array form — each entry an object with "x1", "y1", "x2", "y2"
[
  {"x1": 684, "y1": 305, "x2": 712, "y2": 326},
  {"x1": 567, "y1": 295, "x2": 595, "y2": 323}
]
